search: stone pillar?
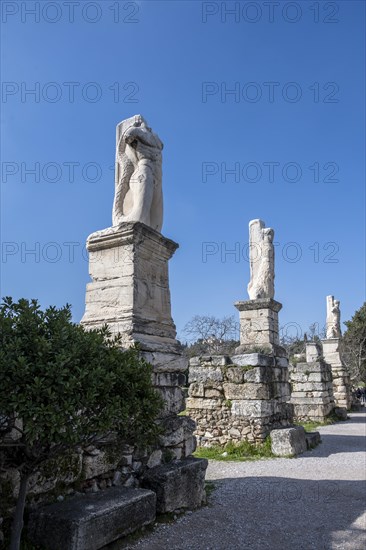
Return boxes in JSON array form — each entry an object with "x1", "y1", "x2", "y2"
[
  {"x1": 81, "y1": 221, "x2": 203, "y2": 489},
  {"x1": 289, "y1": 343, "x2": 335, "y2": 422},
  {"x1": 322, "y1": 338, "x2": 351, "y2": 410},
  {"x1": 81, "y1": 222, "x2": 183, "y2": 365},
  {"x1": 234, "y1": 298, "x2": 285, "y2": 357}
]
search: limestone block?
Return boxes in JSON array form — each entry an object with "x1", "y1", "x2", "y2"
[
  {"x1": 142, "y1": 352, "x2": 188, "y2": 373},
  {"x1": 153, "y1": 372, "x2": 186, "y2": 387},
  {"x1": 82, "y1": 449, "x2": 121, "y2": 480},
  {"x1": 204, "y1": 388, "x2": 223, "y2": 398},
  {"x1": 147, "y1": 450, "x2": 162, "y2": 469},
  {"x1": 186, "y1": 398, "x2": 223, "y2": 410},
  {"x1": 28, "y1": 487, "x2": 156, "y2": 550},
  {"x1": 272, "y1": 367, "x2": 289, "y2": 382},
  {"x1": 243, "y1": 366, "x2": 271, "y2": 383},
  {"x1": 159, "y1": 416, "x2": 195, "y2": 447},
  {"x1": 184, "y1": 436, "x2": 197, "y2": 456},
  {"x1": 230, "y1": 353, "x2": 274, "y2": 367},
  {"x1": 81, "y1": 223, "x2": 180, "y2": 354},
  {"x1": 270, "y1": 426, "x2": 307, "y2": 456},
  {"x1": 188, "y1": 366, "x2": 223, "y2": 385},
  {"x1": 305, "y1": 342, "x2": 321, "y2": 363},
  {"x1": 231, "y1": 399, "x2": 279, "y2": 417},
  {"x1": 226, "y1": 366, "x2": 244, "y2": 384},
  {"x1": 156, "y1": 386, "x2": 185, "y2": 416},
  {"x1": 292, "y1": 403, "x2": 334, "y2": 419},
  {"x1": 223, "y1": 383, "x2": 270, "y2": 400},
  {"x1": 188, "y1": 382, "x2": 205, "y2": 397},
  {"x1": 28, "y1": 453, "x2": 83, "y2": 496},
  {"x1": 141, "y1": 457, "x2": 207, "y2": 513},
  {"x1": 210, "y1": 355, "x2": 231, "y2": 366}
]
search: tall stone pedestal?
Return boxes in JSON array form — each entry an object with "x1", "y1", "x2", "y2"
[
  {"x1": 81, "y1": 222, "x2": 182, "y2": 360},
  {"x1": 322, "y1": 338, "x2": 351, "y2": 410},
  {"x1": 234, "y1": 298, "x2": 285, "y2": 356},
  {"x1": 81, "y1": 222, "x2": 205, "y2": 508},
  {"x1": 289, "y1": 343, "x2": 335, "y2": 421}
]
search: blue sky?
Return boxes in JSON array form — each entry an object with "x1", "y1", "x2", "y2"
[{"x1": 1, "y1": 0, "x2": 365, "y2": 342}]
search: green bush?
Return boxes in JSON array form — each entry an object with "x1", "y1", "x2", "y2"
[{"x1": 0, "y1": 297, "x2": 163, "y2": 550}]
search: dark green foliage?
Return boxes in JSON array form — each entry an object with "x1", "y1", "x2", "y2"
[
  {"x1": 0, "y1": 297, "x2": 163, "y2": 469},
  {"x1": 343, "y1": 302, "x2": 366, "y2": 383},
  {"x1": 0, "y1": 297, "x2": 163, "y2": 549}
]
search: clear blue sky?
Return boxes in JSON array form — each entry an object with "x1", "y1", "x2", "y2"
[{"x1": 1, "y1": 0, "x2": 365, "y2": 342}]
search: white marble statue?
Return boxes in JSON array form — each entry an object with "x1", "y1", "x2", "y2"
[
  {"x1": 326, "y1": 295, "x2": 342, "y2": 339},
  {"x1": 247, "y1": 219, "x2": 275, "y2": 300},
  {"x1": 112, "y1": 114, "x2": 163, "y2": 232}
]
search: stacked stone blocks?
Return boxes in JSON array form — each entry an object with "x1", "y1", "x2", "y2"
[
  {"x1": 186, "y1": 353, "x2": 293, "y2": 446},
  {"x1": 289, "y1": 343, "x2": 335, "y2": 421},
  {"x1": 322, "y1": 339, "x2": 351, "y2": 410}
]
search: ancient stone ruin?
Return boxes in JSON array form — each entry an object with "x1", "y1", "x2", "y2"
[
  {"x1": 322, "y1": 295, "x2": 351, "y2": 410},
  {"x1": 289, "y1": 341, "x2": 335, "y2": 422},
  {"x1": 186, "y1": 219, "x2": 294, "y2": 446},
  {"x1": 289, "y1": 296, "x2": 351, "y2": 422},
  {"x1": 8, "y1": 115, "x2": 207, "y2": 549}
]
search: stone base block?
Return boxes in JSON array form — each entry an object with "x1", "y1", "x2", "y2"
[
  {"x1": 28, "y1": 487, "x2": 156, "y2": 550},
  {"x1": 270, "y1": 426, "x2": 307, "y2": 456},
  {"x1": 187, "y1": 353, "x2": 293, "y2": 445},
  {"x1": 234, "y1": 299, "x2": 284, "y2": 354},
  {"x1": 292, "y1": 402, "x2": 334, "y2": 420},
  {"x1": 141, "y1": 457, "x2": 208, "y2": 513},
  {"x1": 81, "y1": 222, "x2": 181, "y2": 355}
]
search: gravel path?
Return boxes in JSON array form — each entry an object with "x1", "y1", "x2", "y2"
[{"x1": 124, "y1": 411, "x2": 366, "y2": 550}]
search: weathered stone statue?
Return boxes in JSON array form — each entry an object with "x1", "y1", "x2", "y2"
[
  {"x1": 247, "y1": 219, "x2": 275, "y2": 300},
  {"x1": 80, "y1": 115, "x2": 207, "y2": 518},
  {"x1": 326, "y1": 295, "x2": 342, "y2": 339},
  {"x1": 112, "y1": 114, "x2": 163, "y2": 232}
]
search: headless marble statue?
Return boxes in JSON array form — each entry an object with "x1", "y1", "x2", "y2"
[
  {"x1": 112, "y1": 115, "x2": 163, "y2": 232},
  {"x1": 326, "y1": 295, "x2": 342, "y2": 339},
  {"x1": 247, "y1": 219, "x2": 275, "y2": 300}
]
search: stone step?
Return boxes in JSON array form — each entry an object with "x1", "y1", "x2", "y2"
[
  {"x1": 142, "y1": 457, "x2": 208, "y2": 513},
  {"x1": 28, "y1": 487, "x2": 156, "y2": 550}
]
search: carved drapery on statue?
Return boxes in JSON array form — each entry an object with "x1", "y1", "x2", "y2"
[
  {"x1": 326, "y1": 295, "x2": 342, "y2": 339},
  {"x1": 247, "y1": 219, "x2": 275, "y2": 300},
  {"x1": 112, "y1": 114, "x2": 163, "y2": 232}
]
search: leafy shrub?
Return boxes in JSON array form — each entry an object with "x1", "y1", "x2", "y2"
[{"x1": 0, "y1": 297, "x2": 163, "y2": 549}]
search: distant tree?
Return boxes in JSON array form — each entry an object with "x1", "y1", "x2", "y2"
[
  {"x1": 343, "y1": 303, "x2": 366, "y2": 383},
  {"x1": 280, "y1": 323, "x2": 325, "y2": 359},
  {"x1": 0, "y1": 297, "x2": 163, "y2": 550},
  {"x1": 183, "y1": 315, "x2": 239, "y2": 356}
]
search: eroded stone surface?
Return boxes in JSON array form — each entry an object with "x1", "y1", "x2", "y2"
[
  {"x1": 270, "y1": 426, "x2": 307, "y2": 456},
  {"x1": 28, "y1": 487, "x2": 156, "y2": 550},
  {"x1": 141, "y1": 458, "x2": 208, "y2": 513},
  {"x1": 289, "y1": 348, "x2": 335, "y2": 421},
  {"x1": 187, "y1": 354, "x2": 293, "y2": 445}
]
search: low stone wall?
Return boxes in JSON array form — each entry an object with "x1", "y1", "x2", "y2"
[
  {"x1": 186, "y1": 354, "x2": 293, "y2": 446},
  {"x1": 0, "y1": 368, "x2": 200, "y2": 543},
  {"x1": 289, "y1": 359, "x2": 335, "y2": 421}
]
